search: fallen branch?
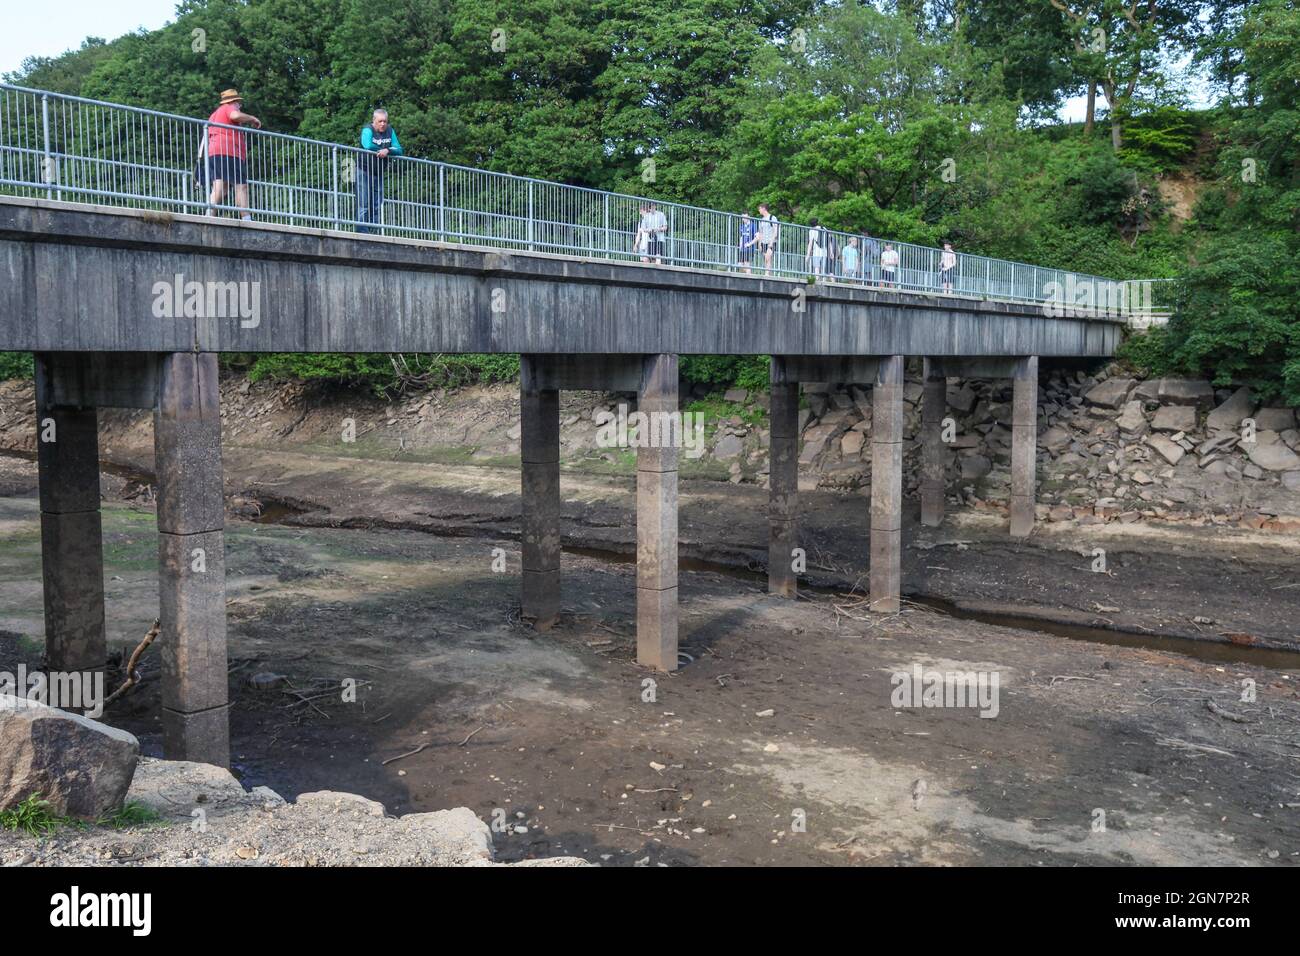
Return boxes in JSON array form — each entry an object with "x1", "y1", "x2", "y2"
[
  {"x1": 1207, "y1": 700, "x2": 1252, "y2": 724},
  {"x1": 103, "y1": 619, "x2": 161, "y2": 707}
]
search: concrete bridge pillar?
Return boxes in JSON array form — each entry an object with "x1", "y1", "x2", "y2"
[
  {"x1": 519, "y1": 355, "x2": 561, "y2": 628},
  {"x1": 636, "y1": 353, "x2": 679, "y2": 671},
  {"x1": 768, "y1": 357, "x2": 799, "y2": 598},
  {"x1": 35, "y1": 359, "x2": 107, "y2": 677},
  {"x1": 870, "y1": 356, "x2": 905, "y2": 613},
  {"x1": 154, "y1": 353, "x2": 229, "y2": 767},
  {"x1": 920, "y1": 358, "x2": 946, "y2": 528},
  {"x1": 1010, "y1": 355, "x2": 1039, "y2": 537}
]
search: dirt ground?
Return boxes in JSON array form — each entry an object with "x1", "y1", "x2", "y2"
[{"x1": 0, "y1": 447, "x2": 1297, "y2": 866}]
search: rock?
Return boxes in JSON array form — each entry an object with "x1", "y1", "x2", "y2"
[
  {"x1": 1150, "y1": 405, "x2": 1196, "y2": 433},
  {"x1": 1041, "y1": 426, "x2": 1071, "y2": 453},
  {"x1": 1117, "y1": 401, "x2": 1147, "y2": 436},
  {"x1": 713, "y1": 434, "x2": 744, "y2": 460},
  {"x1": 1146, "y1": 434, "x2": 1185, "y2": 466},
  {"x1": 297, "y1": 791, "x2": 388, "y2": 818},
  {"x1": 1281, "y1": 471, "x2": 1300, "y2": 492},
  {"x1": 1205, "y1": 386, "x2": 1255, "y2": 432},
  {"x1": 1158, "y1": 378, "x2": 1215, "y2": 407},
  {"x1": 1196, "y1": 434, "x2": 1239, "y2": 457},
  {"x1": 1131, "y1": 470, "x2": 1154, "y2": 485},
  {"x1": 946, "y1": 385, "x2": 977, "y2": 414},
  {"x1": 0, "y1": 697, "x2": 139, "y2": 819},
  {"x1": 723, "y1": 388, "x2": 749, "y2": 404},
  {"x1": 1242, "y1": 464, "x2": 1263, "y2": 480},
  {"x1": 960, "y1": 455, "x2": 991, "y2": 480},
  {"x1": 246, "y1": 672, "x2": 288, "y2": 691},
  {"x1": 840, "y1": 431, "x2": 865, "y2": 457},
  {"x1": 830, "y1": 391, "x2": 854, "y2": 410},
  {"x1": 1244, "y1": 440, "x2": 1300, "y2": 472},
  {"x1": 1048, "y1": 504, "x2": 1075, "y2": 521},
  {"x1": 1084, "y1": 377, "x2": 1135, "y2": 409},
  {"x1": 1132, "y1": 380, "x2": 1162, "y2": 402},
  {"x1": 1254, "y1": 407, "x2": 1297, "y2": 432}
]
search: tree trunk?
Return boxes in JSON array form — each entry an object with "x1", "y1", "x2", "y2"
[
  {"x1": 1111, "y1": 117, "x2": 1123, "y2": 151},
  {"x1": 1084, "y1": 81, "x2": 1096, "y2": 136}
]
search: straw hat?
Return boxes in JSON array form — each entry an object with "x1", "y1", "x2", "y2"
[{"x1": 219, "y1": 89, "x2": 243, "y2": 105}]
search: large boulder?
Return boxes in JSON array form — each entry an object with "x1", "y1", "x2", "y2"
[
  {"x1": 1244, "y1": 436, "x2": 1300, "y2": 472},
  {"x1": 1158, "y1": 378, "x2": 1215, "y2": 408},
  {"x1": 0, "y1": 696, "x2": 139, "y2": 819},
  {"x1": 1117, "y1": 400, "x2": 1148, "y2": 437},
  {"x1": 1255, "y1": 407, "x2": 1297, "y2": 432},
  {"x1": 1205, "y1": 386, "x2": 1256, "y2": 432},
  {"x1": 1084, "y1": 377, "x2": 1135, "y2": 410},
  {"x1": 1151, "y1": 405, "x2": 1196, "y2": 433},
  {"x1": 1147, "y1": 434, "x2": 1185, "y2": 466}
]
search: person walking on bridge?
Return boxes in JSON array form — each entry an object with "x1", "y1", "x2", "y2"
[
  {"x1": 205, "y1": 89, "x2": 262, "y2": 220},
  {"x1": 357, "y1": 109, "x2": 403, "y2": 234},
  {"x1": 880, "y1": 242, "x2": 900, "y2": 288},
  {"x1": 757, "y1": 203, "x2": 779, "y2": 275},
  {"x1": 938, "y1": 242, "x2": 957, "y2": 293}
]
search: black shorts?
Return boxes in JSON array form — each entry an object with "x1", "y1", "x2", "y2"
[
  {"x1": 647, "y1": 237, "x2": 664, "y2": 257},
  {"x1": 208, "y1": 155, "x2": 247, "y2": 186},
  {"x1": 738, "y1": 246, "x2": 753, "y2": 263}
]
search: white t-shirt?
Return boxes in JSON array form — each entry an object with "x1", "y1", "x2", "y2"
[
  {"x1": 881, "y1": 249, "x2": 900, "y2": 270},
  {"x1": 940, "y1": 250, "x2": 956, "y2": 271},
  {"x1": 759, "y1": 213, "x2": 778, "y2": 244}
]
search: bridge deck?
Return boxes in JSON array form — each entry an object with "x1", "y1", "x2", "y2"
[{"x1": 0, "y1": 197, "x2": 1125, "y2": 358}]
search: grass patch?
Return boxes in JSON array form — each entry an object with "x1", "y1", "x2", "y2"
[
  {"x1": 0, "y1": 795, "x2": 163, "y2": 836},
  {"x1": 97, "y1": 801, "x2": 163, "y2": 829}
]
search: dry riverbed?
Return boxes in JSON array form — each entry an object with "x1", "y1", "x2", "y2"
[{"x1": 0, "y1": 450, "x2": 1297, "y2": 866}]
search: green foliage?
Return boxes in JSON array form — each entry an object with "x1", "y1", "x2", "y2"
[
  {"x1": 1161, "y1": 0, "x2": 1300, "y2": 406},
  {"x1": 0, "y1": 353, "x2": 34, "y2": 381},
  {"x1": 680, "y1": 355, "x2": 768, "y2": 392},
  {"x1": 1120, "y1": 106, "x2": 1204, "y2": 173},
  {"x1": 0, "y1": 795, "x2": 79, "y2": 835},
  {"x1": 1115, "y1": 326, "x2": 1177, "y2": 378},
  {"x1": 97, "y1": 800, "x2": 163, "y2": 829},
  {"x1": 247, "y1": 353, "x2": 521, "y2": 396}
]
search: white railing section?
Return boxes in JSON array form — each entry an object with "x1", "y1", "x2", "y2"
[{"x1": 0, "y1": 83, "x2": 1167, "y2": 316}]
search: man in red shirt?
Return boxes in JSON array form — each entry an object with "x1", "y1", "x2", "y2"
[{"x1": 205, "y1": 89, "x2": 262, "y2": 219}]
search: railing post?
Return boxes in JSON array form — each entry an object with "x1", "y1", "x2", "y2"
[
  {"x1": 603, "y1": 193, "x2": 609, "y2": 257},
  {"x1": 668, "y1": 206, "x2": 675, "y2": 265},
  {"x1": 330, "y1": 146, "x2": 339, "y2": 230},
  {"x1": 437, "y1": 165, "x2": 445, "y2": 242},
  {"x1": 527, "y1": 180, "x2": 535, "y2": 251},
  {"x1": 40, "y1": 93, "x2": 55, "y2": 200},
  {"x1": 984, "y1": 258, "x2": 990, "y2": 299}
]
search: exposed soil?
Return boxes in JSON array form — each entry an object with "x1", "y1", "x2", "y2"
[{"x1": 0, "y1": 445, "x2": 1297, "y2": 866}]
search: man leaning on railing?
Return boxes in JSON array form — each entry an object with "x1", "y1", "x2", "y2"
[
  {"x1": 357, "y1": 109, "x2": 403, "y2": 235},
  {"x1": 205, "y1": 89, "x2": 262, "y2": 220}
]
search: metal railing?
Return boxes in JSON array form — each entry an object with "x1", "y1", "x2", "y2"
[{"x1": 0, "y1": 82, "x2": 1162, "y2": 316}]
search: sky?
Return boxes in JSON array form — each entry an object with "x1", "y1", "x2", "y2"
[{"x1": 0, "y1": 0, "x2": 178, "y2": 77}]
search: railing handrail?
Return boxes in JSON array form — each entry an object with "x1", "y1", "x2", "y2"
[{"x1": 0, "y1": 81, "x2": 1167, "y2": 309}]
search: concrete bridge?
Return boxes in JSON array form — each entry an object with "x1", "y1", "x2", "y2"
[{"x1": 0, "y1": 190, "x2": 1130, "y2": 767}]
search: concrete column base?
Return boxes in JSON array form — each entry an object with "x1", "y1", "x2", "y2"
[
  {"x1": 870, "y1": 356, "x2": 905, "y2": 613},
  {"x1": 520, "y1": 356, "x2": 562, "y2": 628},
  {"x1": 920, "y1": 358, "x2": 946, "y2": 528},
  {"x1": 155, "y1": 353, "x2": 229, "y2": 766},
  {"x1": 768, "y1": 368, "x2": 799, "y2": 597},
  {"x1": 35, "y1": 357, "x2": 107, "y2": 677},
  {"x1": 162, "y1": 706, "x2": 231, "y2": 768},
  {"x1": 1010, "y1": 356, "x2": 1039, "y2": 538},
  {"x1": 637, "y1": 354, "x2": 679, "y2": 671}
]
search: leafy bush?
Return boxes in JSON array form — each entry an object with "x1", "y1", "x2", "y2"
[
  {"x1": 0, "y1": 352, "x2": 34, "y2": 381},
  {"x1": 1115, "y1": 327, "x2": 1176, "y2": 378},
  {"x1": 680, "y1": 355, "x2": 769, "y2": 392},
  {"x1": 245, "y1": 353, "x2": 520, "y2": 397}
]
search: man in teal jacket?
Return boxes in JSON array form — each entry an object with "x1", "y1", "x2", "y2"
[{"x1": 356, "y1": 109, "x2": 403, "y2": 234}]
